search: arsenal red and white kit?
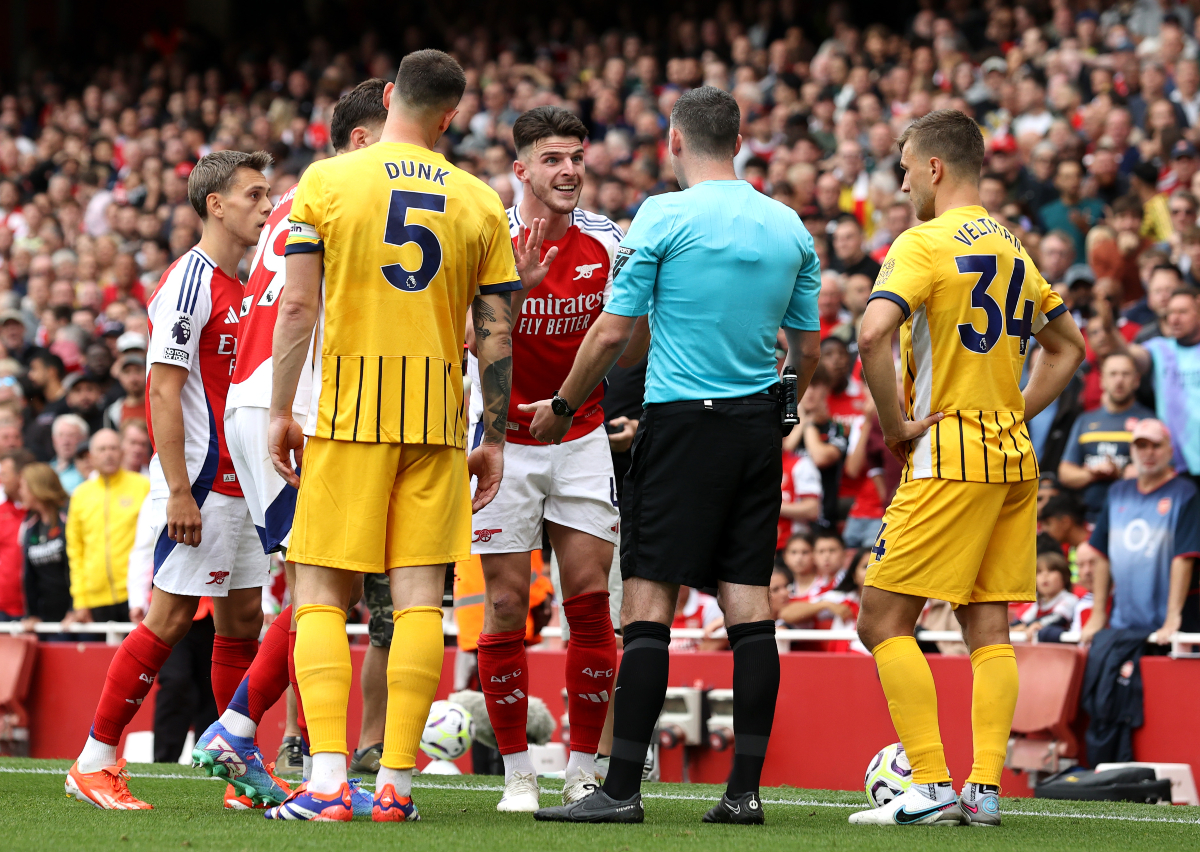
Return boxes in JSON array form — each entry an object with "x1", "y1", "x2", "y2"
[
  {"x1": 145, "y1": 245, "x2": 269, "y2": 596},
  {"x1": 224, "y1": 186, "x2": 312, "y2": 553},
  {"x1": 468, "y1": 207, "x2": 624, "y2": 555}
]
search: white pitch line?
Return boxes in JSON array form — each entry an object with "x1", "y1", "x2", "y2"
[{"x1": 4, "y1": 766, "x2": 1199, "y2": 825}]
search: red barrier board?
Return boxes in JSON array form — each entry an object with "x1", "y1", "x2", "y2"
[{"x1": 27, "y1": 644, "x2": 1200, "y2": 796}]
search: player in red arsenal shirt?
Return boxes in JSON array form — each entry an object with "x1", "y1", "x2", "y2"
[
  {"x1": 66, "y1": 151, "x2": 275, "y2": 810},
  {"x1": 467, "y1": 106, "x2": 635, "y2": 812}
]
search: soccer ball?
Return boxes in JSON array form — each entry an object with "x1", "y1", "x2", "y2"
[
  {"x1": 421, "y1": 700, "x2": 474, "y2": 760},
  {"x1": 864, "y1": 742, "x2": 912, "y2": 807}
]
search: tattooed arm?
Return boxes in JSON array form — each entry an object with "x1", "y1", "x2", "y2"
[
  {"x1": 471, "y1": 292, "x2": 514, "y2": 445},
  {"x1": 467, "y1": 291, "x2": 514, "y2": 511}
]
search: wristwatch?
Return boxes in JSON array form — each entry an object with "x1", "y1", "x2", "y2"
[{"x1": 551, "y1": 391, "x2": 577, "y2": 418}]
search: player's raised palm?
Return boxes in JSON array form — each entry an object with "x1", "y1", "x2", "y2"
[{"x1": 515, "y1": 217, "x2": 559, "y2": 293}]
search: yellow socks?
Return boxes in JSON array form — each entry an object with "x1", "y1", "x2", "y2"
[
  {"x1": 294, "y1": 604, "x2": 352, "y2": 756},
  {"x1": 871, "y1": 635, "x2": 950, "y2": 784},
  {"x1": 967, "y1": 644, "x2": 1018, "y2": 786},
  {"x1": 382, "y1": 606, "x2": 445, "y2": 770}
]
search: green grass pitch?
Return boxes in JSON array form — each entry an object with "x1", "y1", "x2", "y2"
[{"x1": 3, "y1": 758, "x2": 1199, "y2": 851}]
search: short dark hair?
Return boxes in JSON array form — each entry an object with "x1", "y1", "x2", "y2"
[
  {"x1": 0, "y1": 448, "x2": 35, "y2": 471},
  {"x1": 1150, "y1": 263, "x2": 1184, "y2": 282},
  {"x1": 330, "y1": 79, "x2": 389, "y2": 152},
  {"x1": 512, "y1": 106, "x2": 589, "y2": 155},
  {"x1": 394, "y1": 49, "x2": 466, "y2": 113},
  {"x1": 1112, "y1": 194, "x2": 1144, "y2": 218},
  {"x1": 813, "y1": 529, "x2": 845, "y2": 548},
  {"x1": 896, "y1": 109, "x2": 985, "y2": 182},
  {"x1": 187, "y1": 150, "x2": 273, "y2": 219},
  {"x1": 30, "y1": 348, "x2": 64, "y2": 378},
  {"x1": 1172, "y1": 284, "x2": 1200, "y2": 299},
  {"x1": 1040, "y1": 493, "x2": 1085, "y2": 525},
  {"x1": 670, "y1": 86, "x2": 740, "y2": 160}
]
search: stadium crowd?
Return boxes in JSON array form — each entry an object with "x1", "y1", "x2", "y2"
[{"x1": 0, "y1": 0, "x2": 1197, "y2": 653}]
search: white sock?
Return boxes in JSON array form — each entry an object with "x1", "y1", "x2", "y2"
[
  {"x1": 502, "y1": 750, "x2": 535, "y2": 783},
  {"x1": 565, "y1": 750, "x2": 595, "y2": 783},
  {"x1": 219, "y1": 709, "x2": 256, "y2": 739},
  {"x1": 376, "y1": 766, "x2": 413, "y2": 797},
  {"x1": 914, "y1": 781, "x2": 956, "y2": 802},
  {"x1": 302, "y1": 755, "x2": 312, "y2": 782},
  {"x1": 77, "y1": 736, "x2": 118, "y2": 775},
  {"x1": 307, "y1": 752, "x2": 347, "y2": 794}
]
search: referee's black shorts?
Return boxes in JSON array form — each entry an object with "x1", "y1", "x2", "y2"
[{"x1": 620, "y1": 393, "x2": 782, "y2": 589}]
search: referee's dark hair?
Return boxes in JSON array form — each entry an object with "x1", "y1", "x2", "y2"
[
  {"x1": 670, "y1": 86, "x2": 741, "y2": 159},
  {"x1": 395, "y1": 49, "x2": 467, "y2": 113},
  {"x1": 896, "y1": 109, "x2": 985, "y2": 183},
  {"x1": 513, "y1": 106, "x2": 589, "y2": 155},
  {"x1": 330, "y1": 79, "x2": 388, "y2": 152}
]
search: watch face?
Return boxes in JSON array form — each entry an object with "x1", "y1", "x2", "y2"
[{"x1": 552, "y1": 397, "x2": 569, "y2": 416}]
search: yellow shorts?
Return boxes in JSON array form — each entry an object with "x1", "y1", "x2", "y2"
[
  {"x1": 289, "y1": 437, "x2": 472, "y2": 573},
  {"x1": 864, "y1": 477, "x2": 1037, "y2": 606}
]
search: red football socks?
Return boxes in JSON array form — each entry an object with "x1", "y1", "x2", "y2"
[
  {"x1": 211, "y1": 635, "x2": 258, "y2": 714},
  {"x1": 477, "y1": 628, "x2": 529, "y2": 755},
  {"x1": 89, "y1": 623, "x2": 173, "y2": 746},
  {"x1": 245, "y1": 605, "x2": 292, "y2": 723},
  {"x1": 563, "y1": 591, "x2": 616, "y2": 755},
  {"x1": 288, "y1": 624, "x2": 308, "y2": 744}
]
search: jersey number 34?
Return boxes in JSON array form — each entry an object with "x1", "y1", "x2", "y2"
[
  {"x1": 954, "y1": 255, "x2": 1035, "y2": 356},
  {"x1": 382, "y1": 189, "x2": 446, "y2": 293}
]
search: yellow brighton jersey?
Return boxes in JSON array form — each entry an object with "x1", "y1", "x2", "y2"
[
  {"x1": 286, "y1": 142, "x2": 519, "y2": 447},
  {"x1": 870, "y1": 205, "x2": 1066, "y2": 483}
]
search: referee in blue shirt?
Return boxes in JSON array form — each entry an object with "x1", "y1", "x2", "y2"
[{"x1": 523, "y1": 86, "x2": 822, "y2": 824}]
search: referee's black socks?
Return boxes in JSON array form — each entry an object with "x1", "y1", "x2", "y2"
[
  {"x1": 601, "y1": 621, "x2": 671, "y2": 802},
  {"x1": 726, "y1": 620, "x2": 780, "y2": 797}
]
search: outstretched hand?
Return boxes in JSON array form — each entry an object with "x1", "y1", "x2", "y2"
[{"x1": 515, "y1": 218, "x2": 559, "y2": 293}]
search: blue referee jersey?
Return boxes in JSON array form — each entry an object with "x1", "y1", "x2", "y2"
[{"x1": 604, "y1": 180, "x2": 820, "y2": 404}]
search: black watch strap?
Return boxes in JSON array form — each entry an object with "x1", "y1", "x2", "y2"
[{"x1": 551, "y1": 391, "x2": 577, "y2": 417}]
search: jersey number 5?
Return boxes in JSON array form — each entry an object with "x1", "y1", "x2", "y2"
[
  {"x1": 382, "y1": 190, "x2": 446, "y2": 293},
  {"x1": 955, "y1": 255, "x2": 1035, "y2": 355}
]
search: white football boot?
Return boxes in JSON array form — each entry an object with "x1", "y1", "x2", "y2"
[
  {"x1": 849, "y1": 781, "x2": 966, "y2": 826},
  {"x1": 497, "y1": 771, "x2": 541, "y2": 812},
  {"x1": 562, "y1": 768, "x2": 600, "y2": 804}
]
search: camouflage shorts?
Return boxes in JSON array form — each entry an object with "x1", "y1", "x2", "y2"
[{"x1": 364, "y1": 573, "x2": 394, "y2": 648}]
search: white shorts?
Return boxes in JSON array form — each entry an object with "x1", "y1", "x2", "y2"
[
  {"x1": 470, "y1": 424, "x2": 620, "y2": 554},
  {"x1": 150, "y1": 491, "x2": 271, "y2": 597},
  {"x1": 225, "y1": 406, "x2": 297, "y2": 553}
]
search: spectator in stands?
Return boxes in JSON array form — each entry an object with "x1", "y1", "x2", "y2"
[
  {"x1": 1131, "y1": 163, "x2": 1174, "y2": 245},
  {"x1": 1126, "y1": 263, "x2": 1185, "y2": 340},
  {"x1": 830, "y1": 215, "x2": 881, "y2": 281},
  {"x1": 1040, "y1": 494, "x2": 1093, "y2": 565},
  {"x1": 48, "y1": 413, "x2": 89, "y2": 495},
  {"x1": 119, "y1": 418, "x2": 151, "y2": 475},
  {"x1": 670, "y1": 586, "x2": 724, "y2": 652},
  {"x1": 102, "y1": 353, "x2": 146, "y2": 430},
  {"x1": 64, "y1": 428, "x2": 149, "y2": 626},
  {"x1": 0, "y1": 310, "x2": 33, "y2": 366},
  {"x1": 1040, "y1": 160, "x2": 1106, "y2": 260},
  {"x1": 24, "y1": 349, "x2": 66, "y2": 459},
  {"x1": 0, "y1": 449, "x2": 32, "y2": 620},
  {"x1": 1058, "y1": 352, "x2": 1154, "y2": 521},
  {"x1": 18, "y1": 462, "x2": 71, "y2": 632},
  {"x1": 785, "y1": 366, "x2": 846, "y2": 530},
  {"x1": 1081, "y1": 420, "x2": 1200, "y2": 645},
  {"x1": 1012, "y1": 551, "x2": 1079, "y2": 641},
  {"x1": 842, "y1": 394, "x2": 887, "y2": 548},
  {"x1": 769, "y1": 565, "x2": 793, "y2": 627},
  {"x1": 1126, "y1": 287, "x2": 1200, "y2": 479}
]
